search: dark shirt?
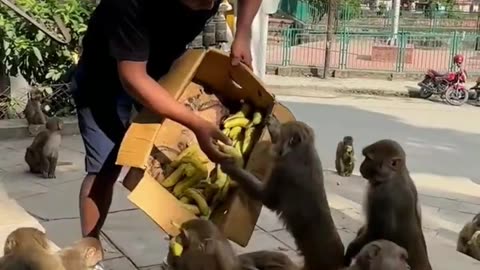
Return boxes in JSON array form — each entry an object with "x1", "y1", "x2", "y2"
[{"x1": 76, "y1": 0, "x2": 219, "y2": 97}]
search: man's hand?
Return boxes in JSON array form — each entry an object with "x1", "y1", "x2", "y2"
[
  {"x1": 192, "y1": 119, "x2": 232, "y2": 163},
  {"x1": 230, "y1": 31, "x2": 253, "y2": 69}
]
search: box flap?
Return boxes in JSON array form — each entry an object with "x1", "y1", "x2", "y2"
[{"x1": 128, "y1": 172, "x2": 197, "y2": 236}]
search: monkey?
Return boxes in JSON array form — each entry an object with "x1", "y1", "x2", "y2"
[
  {"x1": 57, "y1": 237, "x2": 104, "y2": 270},
  {"x1": 23, "y1": 89, "x2": 47, "y2": 125},
  {"x1": 238, "y1": 250, "x2": 299, "y2": 270},
  {"x1": 168, "y1": 219, "x2": 241, "y2": 270},
  {"x1": 335, "y1": 136, "x2": 355, "y2": 177},
  {"x1": 25, "y1": 117, "x2": 63, "y2": 178},
  {"x1": 344, "y1": 139, "x2": 432, "y2": 270},
  {"x1": 466, "y1": 230, "x2": 480, "y2": 260},
  {"x1": 457, "y1": 213, "x2": 480, "y2": 259},
  {"x1": 220, "y1": 116, "x2": 345, "y2": 270},
  {"x1": 345, "y1": 240, "x2": 410, "y2": 270},
  {"x1": 168, "y1": 219, "x2": 298, "y2": 270},
  {"x1": 0, "y1": 227, "x2": 63, "y2": 270}
]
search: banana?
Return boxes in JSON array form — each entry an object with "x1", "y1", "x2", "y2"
[
  {"x1": 203, "y1": 183, "x2": 220, "y2": 202},
  {"x1": 241, "y1": 126, "x2": 256, "y2": 154},
  {"x1": 161, "y1": 164, "x2": 188, "y2": 188},
  {"x1": 250, "y1": 111, "x2": 263, "y2": 126},
  {"x1": 173, "y1": 144, "x2": 208, "y2": 164},
  {"x1": 224, "y1": 103, "x2": 251, "y2": 122},
  {"x1": 172, "y1": 171, "x2": 204, "y2": 197},
  {"x1": 184, "y1": 164, "x2": 197, "y2": 177},
  {"x1": 181, "y1": 203, "x2": 201, "y2": 215},
  {"x1": 217, "y1": 141, "x2": 244, "y2": 167},
  {"x1": 222, "y1": 128, "x2": 230, "y2": 137},
  {"x1": 229, "y1": 126, "x2": 242, "y2": 140},
  {"x1": 223, "y1": 117, "x2": 250, "y2": 129},
  {"x1": 234, "y1": 140, "x2": 243, "y2": 155},
  {"x1": 219, "y1": 177, "x2": 231, "y2": 201},
  {"x1": 169, "y1": 238, "x2": 184, "y2": 257},
  {"x1": 215, "y1": 165, "x2": 228, "y2": 189},
  {"x1": 179, "y1": 196, "x2": 191, "y2": 204},
  {"x1": 184, "y1": 188, "x2": 210, "y2": 217},
  {"x1": 171, "y1": 155, "x2": 208, "y2": 170}
]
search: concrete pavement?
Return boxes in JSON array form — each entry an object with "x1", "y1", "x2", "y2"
[{"x1": 0, "y1": 94, "x2": 479, "y2": 268}]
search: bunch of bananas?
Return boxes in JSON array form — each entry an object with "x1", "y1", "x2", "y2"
[
  {"x1": 160, "y1": 144, "x2": 240, "y2": 218},
  {"x1": 222, "y1": 103, "x2": 263, "y2": 157}
]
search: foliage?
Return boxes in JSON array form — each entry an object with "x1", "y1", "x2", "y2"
[
  {"x1": 339, "y1": 0, "x2": 362, "y2": 20},
  {"x1": 0, "y1": 0, "x2": 94, "y2": 86},
  {"x1": 305, "y1": 0, "x2": 327, "y2": 24}
]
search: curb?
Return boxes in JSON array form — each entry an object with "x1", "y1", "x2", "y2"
[
  {"x1": 0, "y1": 86, "x2": 420, "y2": 140},
  {"x1": 0, "y1": 116, "x2": 80, "y2": 141},
  {"x1": 267, "y1": 84, "x2": 421, "y2": 99}
]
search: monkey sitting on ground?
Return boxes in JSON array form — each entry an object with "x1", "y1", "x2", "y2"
[
  {"x1": 0, "y1": 227, "x2": 103, "y2": 270},
  {"x1": 457, "y1": 212, "x2": 480, "y2": 260},
  {"x1": 220, "y1": 117, "x2": 345, "y2": 270},
  {"x1": 335, "y1": 136, "x2": 355, "y2": 177},
  {"x1": 25, "y1": 117, "x2": 63, "y2": 178},
  {"x1": 344, "y1": 139, "x2": 432, "y2": 270},
  {"x1": 23, "y1": 89, "x2": 47, "y2": 125},
  {"x1": 345, "y1": 240, "x2": 410, "y2": 270},
  {"x1": 57, "y1": 237, "x2": 104, "y2": 270},
  {"x1": 168, "y1": 219, "x2": 298, "y2": 270}
]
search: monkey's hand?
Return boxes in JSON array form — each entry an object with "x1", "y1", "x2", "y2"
[{"x1": 220, "y1": 159, "x2": 264, "y2": 201}]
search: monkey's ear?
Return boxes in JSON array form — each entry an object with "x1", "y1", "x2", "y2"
[
  {"x1": 85, "y1": 247, "x2": 97, "y2": 259},
  {"x1": 4, "y1": 238, "x2": 16, "y2": 254},
  {"x1": 366, "y1": 243, "x2": 381, "y2": 260}
]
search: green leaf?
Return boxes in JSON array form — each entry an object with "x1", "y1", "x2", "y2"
[
  {"x1": 32, "y1": 47, "x2": 43, "y2": 62},
  {"x1": 35, "y1": 31, "x2": 45, "y2": 41}
]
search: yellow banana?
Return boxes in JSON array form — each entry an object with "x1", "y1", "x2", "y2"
[
  {"x1": 229, "y1": 126, "x2": 242, "y2": 140},
  {"x1": 184, "y1": 164, "x2": 197, "y2": 177},
  {"x1": 217, "y1": 141, "x2": 244, "y2": 167},
  {"x1": 173, "y1": 172, "x2": 204, "y2": 197},
  {"x1": 223, "y1": 117, "x2": 250, "y2": 129},
  {"x1": 169, "y1": 238, "x2": 184, "y2": 257},
  {"x1": 179, "y1": 196, "x2": 191, "y2": 204},
  {"x1": 173, "y1": 144, "x2": 208, "y2": 164},
  {"x1": 203, "y1": 183, "x2": 220, "y2": 202},
  {"x1": 241, "y1": 126, "x2": 256, "y2": 155},
  {"x1": 215, "y1": 165, "x2": 228, "y2": 189},
  {"x1": 184, "y1": 188, "x2": 210, "y2": 217},
  {"x1": 222, "y1": 128, "x2": 230, "y2": 136},
  {"x1": 234, "y1": 140, "x2": 243, "y2": 155},
  {"x1": 250, "y1": 111, "x2": 263, "y2": 126},
  {"x1": 171, "y1": 155, "x2": 208, "y2": 170},
  {"x1": 219, "y1": 177, "x2": 231, "y2": 201},
  {"x1": 224, "y1": 103, "x2": 252, "y2": 122},
  {"x1": 161, "y1": 164, "x2": 188, "y2": 188},
  {"x1": 181, "y1": 203, "x2": 201, "y2": 215}
]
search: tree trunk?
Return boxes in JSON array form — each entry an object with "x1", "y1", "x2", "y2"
[{"x1": 323, "y1": 0, "x2": 337, "y2": 79}]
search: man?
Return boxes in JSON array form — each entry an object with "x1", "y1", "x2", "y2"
[{"x1": 71, "y1": 0, "x2": 261, "y2": 260}]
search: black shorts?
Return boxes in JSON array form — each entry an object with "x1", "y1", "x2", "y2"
[{"x1": 71, "y1": 67, "x2": 140, "y2": 174}]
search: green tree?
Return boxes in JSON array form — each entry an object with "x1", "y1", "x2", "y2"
[{"x1": 0, "y1": 0, "x2": 94, "y2": 86}]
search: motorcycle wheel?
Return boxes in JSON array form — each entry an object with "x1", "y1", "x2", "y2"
[
  {"x1": 419, "y1": 86, "x2": 433, "y2": 99},
  {"x1": 445, "y1": 87, "x2": 469, "y2": 106}
]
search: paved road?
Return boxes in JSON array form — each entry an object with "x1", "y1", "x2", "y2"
[{"x1": 278, "y1": 93, "x2": 480, "y2": 244}]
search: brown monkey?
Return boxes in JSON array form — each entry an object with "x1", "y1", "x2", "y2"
[
  {"x1": 457, "y1": 213, "x2": 480, "y2": 259},
  {"x1": 466, "y1": 231, "x2": 480, "y2": 260},
  {"x1": 220, "y1": 117, "x2": 345, "y2": 270},
  {"x1": 344, "y1": 139, "x2": 431, "y2": 270},
  {"x1": 25, "y1": 117, "x2": 63, "y2": 178},
  {"x1": 346, "y1": 240, "x2": 410, "y2": 270},
  {"x1": 335, "y1": 136, "x2": 355, "y2": 177},
  {"x1": 238, "y1": 250, "x2": 299, "y2": 270},
  {"x1": 168, "y1": 219, "x2": 241, "y2": 270},
  {"x1": 23, "y1": 89, "x2": 47, "y2": 125},
  {"x1": 0, "y1": 227, "x2": 62, "y2": 270},
  {"x1": 57, "y1": 237, "x2": 104, "y2": 270}
]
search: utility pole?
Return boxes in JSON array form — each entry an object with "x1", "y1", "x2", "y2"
[
  {"x1": 323, "y1": 0, "x2": 337, "y2": 79},
  {"x1": 392, "y1": 0, "x2": 401, "y2": 45}
]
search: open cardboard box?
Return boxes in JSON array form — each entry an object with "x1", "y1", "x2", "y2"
[{"x1": 116, "y1": 48, "x2": 295, "y2": 247}]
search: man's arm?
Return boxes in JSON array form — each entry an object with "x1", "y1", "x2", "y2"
[{"x1": 235, "y1": 0, "x2": 262, "y2": 39}]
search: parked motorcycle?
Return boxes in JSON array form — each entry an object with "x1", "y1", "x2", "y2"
[
  {"x1": 417, "y1": 69, "x2": 469, "y2": 106},
  {"x1": 468, "y1": 76, "x2": 480, "y2": 102}
]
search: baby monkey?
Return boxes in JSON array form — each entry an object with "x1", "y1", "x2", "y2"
[
  {"x1": 346, "y1": 240, "x2": 410, "y2": 270},
  {"x1": 335, "y1": 136, "x2": 355, "y2": 177},
  {"x1": 23, "y1": 89, "x2": 47, "y2": 125},
  {"x1": 457, "y1": 213, "x2": 480, "y2": 260},
  {"x1": 25, "y1": 117, "x2": 63, "y2": 178},
  {"x1": 57, "y1": 237, "x2": 104, "y2": 270}
]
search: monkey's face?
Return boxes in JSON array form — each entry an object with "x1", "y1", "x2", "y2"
[
  {"x1": 270, "y1": 121, "x2": 314, "y2": 157},
  {"x1": 343, "y1": 145, "x2": 354, "y2": 162},
  {"x1": 360, "y1": 143, "x2": 404, "y2": 184},
  {"x1": 470, "y1": 231, "x2": 480, "y2": 246},
  {"x1": 357, "y1": 241, "x2": 410, "y2": 270},
  {"x1": 4, "y1": 227, "x2": 50, "y2": 254}
]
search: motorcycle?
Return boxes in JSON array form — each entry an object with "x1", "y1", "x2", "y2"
[
  {"x1": 418, "y1": 69, "x2": 469, "y2": 106},
  {"x1": 468, "y1": 76, "x2": 480, "y2": 103}
]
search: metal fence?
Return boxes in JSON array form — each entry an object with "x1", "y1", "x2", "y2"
[
  {"x1": 267, "y1": 28, "x2": 480, "y2": 74},
  {"x1": 0, "y1": 83, "x2": 75, "y2": 120}
]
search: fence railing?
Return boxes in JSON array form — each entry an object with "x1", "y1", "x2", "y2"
[{"x1": 267, "y1": 28, "x2": 480, "y2": 74}]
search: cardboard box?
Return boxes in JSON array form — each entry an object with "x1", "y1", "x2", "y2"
[{"x1": 116, "y1": 48, "x2": 295, "y2": 247}]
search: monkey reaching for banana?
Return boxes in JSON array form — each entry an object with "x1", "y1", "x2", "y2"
[{"x1": 335, "y1": 136, "x2": 355, "y2": 177}]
